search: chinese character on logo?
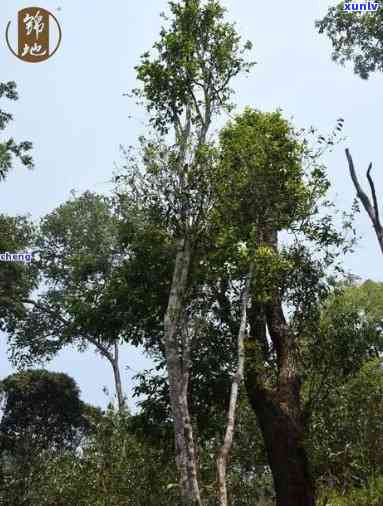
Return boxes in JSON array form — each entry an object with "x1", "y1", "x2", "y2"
[
  {"x1": 23, "y1": 11, "x2": 45, "y2": 40},
  {"x1": 21, "y1": 42, "x2": 47, "y2": 57}
]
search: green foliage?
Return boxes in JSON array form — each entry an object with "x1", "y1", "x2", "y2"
[
  {"x1": 0, "y1": 82, "x2": 35, "y2": 330},
  {"x1": 0, "y1": 81, "x2": 33, "y2": 181},
  {"x1": 0, "y1": 370, "x2": 101, "y2": 505},
  {"x1": 0, "y1": 215, "x2": 37, "y2": 332},
  {"x1": 339, "y1": 279, "x2": 383, "y2": 325},
  {"x1": 303, "y1": 281, "x2": 383, "y2": 491},
  {"x1": 5, "y1": 409, "x2": 180, "y2": 506},
  {"x1": 116, "y1": 197, "x2": 175, "y2": 348},
  {"x1": 316, "y1": 3, "x2": 383, "y2": 79},
  {"x1": 7, "y1": 405, "x2": 272, "y2": 505},
  {"x1": 214, "y1": 109, "x2": 345, "y2": 242},
  {"x1": 134, "y1": 0, "x2": 254, "y2": 134},
  {"x1": 0, "y1": 370, "x2": 96, "y2": 459},
  {"x1": 209, "y1": 109, "x2": 348, "y2": 314},
  {"x1": 37, "y1": 191, "x2": 119, "y2": 286},
  {"x1": 308, "y1": 359, "x2": 383, "y2": 490},
  {"x1": 319, "y1": 476, "x2": 383, "y2": 506},
  {"x1": 307, "y1": 298, "x2": 374, "y2": 378},
  {"x1": 6, "y1": 191, "x2": 158, "y2": 366},
  {"x1": 303, "y1": 280, "x2": 383, "y2": 405},
  {"x1": 216, "y1": 108, "x2": 308, "y2": 235}
]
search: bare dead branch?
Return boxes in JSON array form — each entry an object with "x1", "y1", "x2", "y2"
[{"x1": 345, "y1": 148, "x2": 383, "y2": 255}]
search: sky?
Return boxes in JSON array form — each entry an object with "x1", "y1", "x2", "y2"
[{"x1": 0, "y1": 0, "x2": 382, "y2": 410}]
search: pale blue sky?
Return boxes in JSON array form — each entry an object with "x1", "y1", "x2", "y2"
[{"x1": 1, "y1": 1, "x2": 382, "y2": 410}]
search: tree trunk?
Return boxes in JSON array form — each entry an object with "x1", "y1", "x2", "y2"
[
  {"x1": 89, "y1": 338, "x2": 125, "y2": 413},
  {"x1": 111, "y1": 341, "x2": 125, "y2": 411},
  {"x1": 217, "y1": 270, "x2": 252, "y2": 506},
  {"x1": 164, "y1": 238, "x2": 202, "y2": 505},
  {"x1": 244, "y1": 229, "x2": 315, "y2": 506},
  {"x1": 246, "y1": 382, "x2": 315, "y2": 506}
]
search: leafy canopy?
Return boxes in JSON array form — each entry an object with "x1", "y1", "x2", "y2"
[
  {"x1": 134, "y1": 0, "x2": 254, "y2": 134},
  {"x1": 316, "y1": 3, "x2": 383, "y2": 79},
  {"x1": 0, "y1": 82, "x2": 33, "y2": 181},
  {"x1": 0, "y1": 370, "x2": 97, "y2": 459}
]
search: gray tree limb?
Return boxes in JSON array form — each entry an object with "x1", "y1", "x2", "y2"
[
  {"x1": 217, "y1": 268, "x2": 253, "y2": 506},
  {"x1": 345, "y1": 148, "x2": 383, "y2": 255}
]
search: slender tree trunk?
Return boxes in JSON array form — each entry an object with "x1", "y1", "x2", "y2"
[
  {"x1": 217, "y1": 270, "x2": 252, "y2": 506},
  {"x1": 164, "y1": 238, "x2": 202, "y2": 505},
  {"x1": 111, "y1": 341, "x2": 125, "y2": 411},
  {"x1": 89, "y1": 338, "x2": 125, "y2": 413}
]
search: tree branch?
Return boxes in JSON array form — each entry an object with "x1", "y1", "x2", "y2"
[
  {"x1": 345, "y1": 148, "x2": 383, "y2": 255},
  {"x1": 366, "y1": 163, "x2": 381, "y2": 229}
]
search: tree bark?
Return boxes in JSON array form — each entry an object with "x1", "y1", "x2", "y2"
[
  {"x1": 164, "y1": 238, "x2": 202, "y2": 505},
  {"x1": 244, "y1": 230, "x2": 315, "y2": 506},
  {"x1": 111, "y1": 341, "x2": 125, "y2": 411},
  {"x1": 92, "y1": 339, "x2": 125, "y2": 412},
  {"x1": 246, "y1": 383, "x2": 315, "y2": 506},
  {"x1": 217, "y1": 269, "x2": 252, "y2": 506}
]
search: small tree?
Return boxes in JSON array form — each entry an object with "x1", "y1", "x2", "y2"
[
  {"x1": 0, "y1": 370, "x2": 100, "y2": 505},
  {"x1": 0, "y1": 370, "x2": 94, "y2": 458},
  {"x1": 6, "y1": 192, "x2": 135, "y2": 411}
]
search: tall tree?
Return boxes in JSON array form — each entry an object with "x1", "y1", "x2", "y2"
[
  {"x1": 213, "y1": 108, "x2": 348, "y2": 506},
  {"x1": 125, "y1": 0, "x2": 253, "y2": 502}
]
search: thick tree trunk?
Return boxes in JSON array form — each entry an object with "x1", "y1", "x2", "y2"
[
  {"x1": 164, "y1": 238, "x2": 202, "y2": 505},
  {"x1": 244, "y1": 229, "x2": 315, "y2": 506},
  {"x1": 246, "y1": 383, "x2": 315, "y2": 506}
]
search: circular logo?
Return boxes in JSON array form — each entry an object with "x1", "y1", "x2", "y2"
[{"x1": 6, "y1": 7, "x2": 62, "y2": 63}]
